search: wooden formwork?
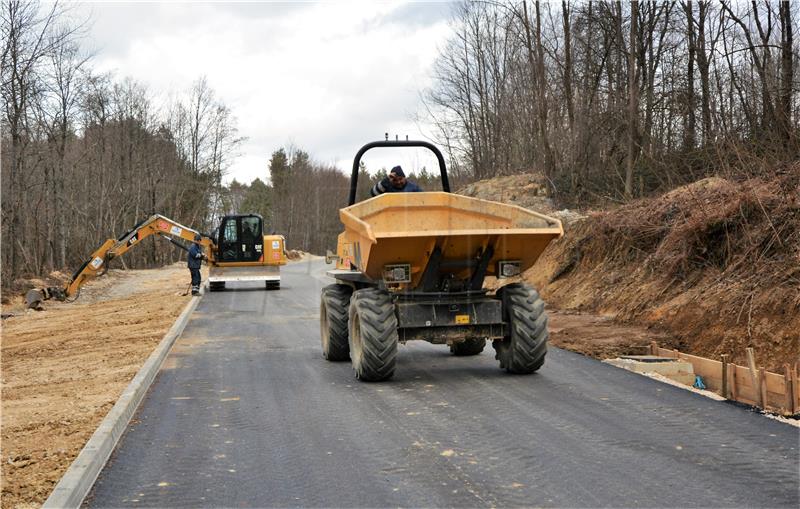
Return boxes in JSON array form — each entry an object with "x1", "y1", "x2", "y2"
[{"x1": 649, "y1": 342, "x2": 799, "y2": 416}]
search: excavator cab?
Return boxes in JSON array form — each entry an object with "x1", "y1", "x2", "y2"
[
  {"x1": 209, "y1": 213, "x2": 285, "y2": 291},
  {"x1": 217, "y1": 214, "x2": 264, "y2": 263}
]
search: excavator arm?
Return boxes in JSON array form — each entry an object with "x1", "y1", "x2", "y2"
[{"x1": 26, "y1": 214, "x2": 215, "y2": 309}]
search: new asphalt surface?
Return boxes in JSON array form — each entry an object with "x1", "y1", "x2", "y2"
[{"x1": 86, "y1": 259, "x2": 799, "y2": 508}]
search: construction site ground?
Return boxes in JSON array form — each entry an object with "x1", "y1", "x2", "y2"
[
  {"x1": 2, "y1": 259, "x2": 712, "y2": 508},
  {"x1": 1, "y1": 264, "x2": 201, "y2": 509},
  {"x1": 86, "y1": 259, "x2": 796, "y2": 507},
  {"x1": 3, "y1": 255, "x2": 799, "y2": 506}
]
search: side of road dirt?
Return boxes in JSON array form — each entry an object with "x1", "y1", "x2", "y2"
[
  {"x1": 547, "y1": 310, "x2": 673, "y2": 360},
  {"x1": 467, "y1": 170, "x2": 800, "y2": 372},
  {"x1": 1, "y1": 264, "x2": 200, "y2": 509}
]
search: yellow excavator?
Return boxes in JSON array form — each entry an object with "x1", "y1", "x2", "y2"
[{"x1": 26, "y1": 213, "x2": 287, "y2": 308}]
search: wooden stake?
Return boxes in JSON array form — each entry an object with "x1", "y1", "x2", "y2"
[
  {"x1": 650, "y1": 341, "x2": 658, "y2": 356},
  {"x1": 721, "y1": 355, "x2": 729, "y2": 399},
  {"x1": 784, "y1": 364, "x2": 794, "y2": 415},
  {"x1": 793, "y1": 365, "x2": 800, "y2": 414},
  {"x1": 730, "y1": 363, "x2": 738, "y2": 401},
  {"x1": 746, "y1": 348, "x2": 762, "y2": 408},
  {"x1": 759, "y1": 367, "x2": 768, "y2": 411}
]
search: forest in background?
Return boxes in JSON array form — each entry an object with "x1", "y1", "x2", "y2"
[
  {"x1": 214, "y1": 0, "x2": 798, "y2": 255},
  {"x1": 2, "y1": 1, "x2": 242, "y2": 285},
  {"x1": 422, "y1": 1, "x2": 797, "y2": 206},
  {"x1": 2, "y1": 0, "x2": 798, "y2": 286}
]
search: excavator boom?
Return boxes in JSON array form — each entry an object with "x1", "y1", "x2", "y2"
[{"x1": 26, "y1": 214, "x2": 214, "y2": 309}]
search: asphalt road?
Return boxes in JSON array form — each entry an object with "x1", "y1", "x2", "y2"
[{"x1": 87, "y1": 259, "x2": 799, "y2": 508}]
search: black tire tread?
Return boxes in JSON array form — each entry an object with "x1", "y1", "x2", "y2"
[
  {"x1": 320, "y1": 284, "x2": 352, "y2": 361},
  {"x1": 493, "y1": 283, "x2": 548, "y2": 374},
  {"x1": 349, "y1": 288, "x2": 398, "y2": 381}
]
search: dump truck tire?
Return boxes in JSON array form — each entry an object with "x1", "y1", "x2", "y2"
[
  {"x1": 449, "y1": 338, "x2": 486, "y2": 356},
  {"x1": 493, "y1": 283, "x2": 548, "y2": 374},
  {"x1": 348, "y1": 288, "x2": 398, "y2": 381},
  {"x1": 320, "y1": 284, "x2": 352, "y2": 361}
]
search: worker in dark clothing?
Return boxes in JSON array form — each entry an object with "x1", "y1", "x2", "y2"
[
  {"x1": 188, "y1": 233, "x2": 205, "y2": 296},
  {"x1": 370, "y1": 165, "x2": 422, "y2": 196}
]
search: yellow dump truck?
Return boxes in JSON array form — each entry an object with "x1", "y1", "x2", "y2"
[{"x1": 321, "y1": 141, "x2": 563, "y2": 381}]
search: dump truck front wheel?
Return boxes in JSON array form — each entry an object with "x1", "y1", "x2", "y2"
[
  {"x1": 450, "y1": 338, "x2": 486, "y2": 356},
  {"x1": 493, "y1": 283, "x2": 548, "y2": 374},
  {"x1": 348, "y1": 288, "x2": 398, "y2": 381},
  {"x1": 320, "y1": 284, "x2": 352, "y2": 361}
]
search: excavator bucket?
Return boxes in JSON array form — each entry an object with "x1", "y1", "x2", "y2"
[
  {"x1": 25, "y1": 289, "x2": 45, "y2": 310},
  {"x1": 25, "y1": 287, "x2": 66, "y2": 310}
]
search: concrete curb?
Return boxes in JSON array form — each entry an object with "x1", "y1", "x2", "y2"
[{"x1": 42, "y1": 293, "x2": 202, "y2": 509}]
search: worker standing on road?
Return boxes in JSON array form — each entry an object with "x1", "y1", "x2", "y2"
[
  {"x1": 370, "y1": 166, "x2": 422, "y2": 196},
  {"x1": 188, "y1": 234, "x2": 204, "y2": 296}
]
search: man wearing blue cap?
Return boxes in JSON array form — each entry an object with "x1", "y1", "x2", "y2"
[
  {"x1": 370, "y1": 165, "x2": 422, "y2": 196},
  {"x1": 188, "y1": 233, "x2": 205, "y2": 296}
]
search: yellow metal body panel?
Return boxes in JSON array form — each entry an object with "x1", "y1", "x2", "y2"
[
  {"x1": 335, "y1": 192, "x2": 563, "y2": 288},
  {"x1": 257, "y1": 235, "x2": 288, "y2": 266}
]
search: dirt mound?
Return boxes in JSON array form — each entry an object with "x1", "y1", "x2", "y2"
[
  {"x1": 526, "y1": 169, "x2": 800, "y2": 371},
  {"x1": 459, "y1": 173, "x2": 555, "y2": 212},
  {"x1": 286, "y1": 249, "x2": 310, "y2": 261},
  {"x1": 1, "y1": 264, "x2": 197, "y2": 508}
]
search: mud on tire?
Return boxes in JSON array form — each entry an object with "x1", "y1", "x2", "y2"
[
  {"x1": 449, "y1": 338, "x2": 486, "y2": 356},
  {"x1": 493, "y1": 283, "x2": 548, "y2": 374},
  {"x1": 320, "y1": 284, "x2": 352, "y2": 361},
  {"x1": 348, "y1": 288, "x2": 398, "y2": 381}
]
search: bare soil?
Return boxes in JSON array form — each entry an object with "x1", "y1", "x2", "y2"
[
  {"x1": 1, "y1": 264, "x2": 201, "y2": 509},
  {"x1": 547, "y1": 310, "x2": 673, "y2": 359},
  {"x1": 474, "y1": 169, "x2": 800, "y2": 372},
  {"x1": 463, "y1": 168, "x2": 800, "y2": 371}
]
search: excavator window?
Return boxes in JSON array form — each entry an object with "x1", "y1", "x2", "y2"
[{"x1": 218, "y1": 215, "x2": 263, "y2": 263}]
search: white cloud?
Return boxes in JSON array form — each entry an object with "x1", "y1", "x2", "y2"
[{"x1": 85, "y1": 1, "x2": 455, "y2": 185}]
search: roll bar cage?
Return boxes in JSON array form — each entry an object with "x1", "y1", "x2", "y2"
[{"x1": 348, "y1": 140, "x2": 450, "y2": 206}]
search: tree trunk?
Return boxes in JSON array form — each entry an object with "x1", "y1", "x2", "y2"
[
  {"x1": 684, "y1": 1, "x2": 697, "y2": 150},
  {"x1": 697, "y1": 1, "x2": 713, "y2": 144},
  {"x1": 779, "y1": 0, "x2": 793, "y2": 142},
  {"x1": 625, "y1": 1, "x2": 639, "y2": 198}
]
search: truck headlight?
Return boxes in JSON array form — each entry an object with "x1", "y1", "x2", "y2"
[
  {"x1": 383, "y1": 264, "x2": 411, "y2": 283},
  {"x1": 498, "y1": 260, "x2": 521, "y2": 278}
]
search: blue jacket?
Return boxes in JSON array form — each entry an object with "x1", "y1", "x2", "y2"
[
  {"x1": 370, "y1": 178, "x2": 422, "y2": 197},
  {"x1": 188, "y1": 243, "x2": 204, "y2": 269}
]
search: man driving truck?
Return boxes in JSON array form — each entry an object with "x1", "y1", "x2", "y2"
[{"x1": 370, "y1": 165, "x2": 422, "y2": 196}]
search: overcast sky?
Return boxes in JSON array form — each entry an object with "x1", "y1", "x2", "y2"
[{"x1": 81, "y1": 1, "x2": 455, "y2": 184}]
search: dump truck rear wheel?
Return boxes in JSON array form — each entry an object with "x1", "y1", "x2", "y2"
[
  {"x1": 493, "y1": 283, "x2": 548, "y2": 374},
  {"x1": 348, "y1": 288, "x2": 398, "y2": 381},
  {"x1": 449, "y1": 338, "x2": 486, "y2": 356},
  {"x1": 209, "y1": 282, "x2": 225, "y2": 292},
  {"x1": 320, "y1": 284, "x2": 352, "y2": 361}
]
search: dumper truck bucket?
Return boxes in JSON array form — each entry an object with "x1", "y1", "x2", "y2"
[{"x1": 337, "y1": 191, "x2": 563, "y2": 288}]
